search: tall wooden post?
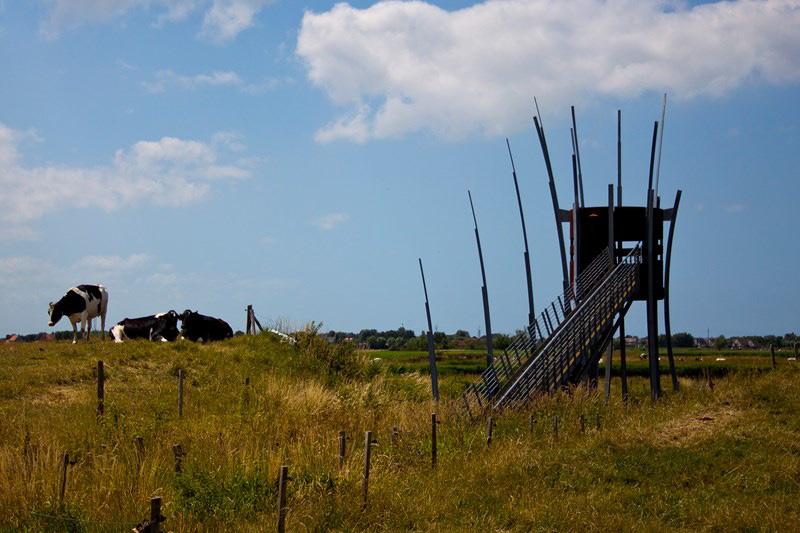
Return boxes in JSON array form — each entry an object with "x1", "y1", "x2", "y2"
[
  {"x1": 150, "y1": 496, "x2": 161, "y2": 533},
  {"x1": 277, "y1": 465, "x2": 289, "y2": 533},
  {"x1": 418, "y1": 258, "x2": 440, "y2": 401}
]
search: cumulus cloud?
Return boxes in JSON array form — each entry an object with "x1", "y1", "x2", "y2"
[
  {"x1": 40, "y1": 0, "x2": 271, "y2": 42},
  {"x1": 297, "y1": 0, "x2": 800, "y2": 142},
  {"x1": 312, "y1": 212, "x2": 350, "y2": 231},
  {"x1": 0, "y1": 123, "x2": 254, "y2": 232}
]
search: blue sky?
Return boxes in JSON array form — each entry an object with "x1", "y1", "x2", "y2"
[{"x1": 1, "y1": 0, "x2": 799, "y2": 338}]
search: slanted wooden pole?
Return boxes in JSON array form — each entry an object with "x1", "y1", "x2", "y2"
[
  {"x1": 277, "y1": 465, "x2": 289, "y2": 533},
  {"x1": 96, "y1": 360, "x2": 105, "y2": 417},
  {"x1": 431, "y1": 413, "x2": 438, "y2": 468}
]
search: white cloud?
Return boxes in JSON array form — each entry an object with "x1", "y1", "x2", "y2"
[
  {"x1": 40, "y1": 0, "x2": 271, "y2": 42},
  {"x1": 201, "y1": 0, "x2": 272, "y2": 43},
  {"x1": 312, "y1": 212, "x2": 350, "y2": 231},
  {"x1": 297, "y1": 0, "x2": 800, "y2": 142},
  {"x1": 142, "y1": 69, "x2": 288, "y2": 94},
  {"x1": 143, "y1": 69, "x2": 243, "y2": 93},
  {"x1": 0, "y1": 123, "x2": 254, "y2": 230},
  {"x1": 75, "y1": 253, "x2": 151, "y2": 272}
]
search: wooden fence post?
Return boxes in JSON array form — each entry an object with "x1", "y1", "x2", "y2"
[
  {"x1": 277, "y1": 465, "x2": 289, "y2": 533},
  {"x1": 58, "y1": 452, "x2": 69, "y2": 508},
  {"x1": 338, "y1": 431, "x2": 346, "y2": 469},
  {"x1": 96, "y1": 360, "x2": 105, "y2": 417},
  {"x1": 178, "y1": 369, "x2": 184, "y2": 418},
  {"x1": 486, "y1": 417, "x2": 493, "y2": 448},
  {"x1": 362, "y1": 431, "x2": 373, "y2": 510},
  {"x1": 431, "y1": 413, "x2": 437, "y2": 468},
  {"x1": 771, "y1": 344, "x2": 776, "y2": 369},
  {"x1": 150, "y1": 496, "x2": 162, "y2": 533},
  {"x1": 172, "y1": 444, "x2": 183, "y2": 473}
]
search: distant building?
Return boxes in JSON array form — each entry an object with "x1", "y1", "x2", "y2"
[
  {"x1": 3, "y1": 334, "x2": 17, "y2": 343},
  {"x1": 624, "y1": 335, "x2": 640, "y2": 347}
]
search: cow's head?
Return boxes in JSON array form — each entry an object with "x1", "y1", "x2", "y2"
[
  {"x1": 47, "y1": 302, "x2": 62, "y2": 327},
  {"x1": 178, "y1": 309, "x2": 194, "y2": 321}
]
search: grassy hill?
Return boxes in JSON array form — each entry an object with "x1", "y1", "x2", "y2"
[{"x1": 1, "y1": 336, "x2": 799, "y2": 531}]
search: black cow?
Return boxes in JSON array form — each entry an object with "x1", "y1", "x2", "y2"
[
  {"x1": 48, "y1": 284, "x2": 109, "y2": 343},
  {"x1": 109, "y1": 311, "x2": 180, "y2": 343},
  {"x1": 179, "y1": 310, "x2": 233, "y2": 342}
]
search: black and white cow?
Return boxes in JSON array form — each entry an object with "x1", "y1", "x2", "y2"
[
  {"x1": 109, "y1": 311, "x2": 180, "y2": 343},
  {"x1": 179, "y1": 310, "x2": 233, "y2": 342},
  {"x1": 48, "y1": 284, "x2": 109, "y2": 343}
]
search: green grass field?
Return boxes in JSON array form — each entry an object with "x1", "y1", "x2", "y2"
[{"x1": 1, "y1": 336, "x2": 799, "y2": 531}]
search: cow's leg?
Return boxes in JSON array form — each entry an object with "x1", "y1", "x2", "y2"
[
  {"x1": 80, "y1": 312, "x2": 88, "y2": 341},
  {"x1": 100, "y1": 310, "x2": 106, "y2": 340},
  {"x1": 87, "y1": 317, "x2": 92, "y2": 340},
  {"x1": 70, "y1": 319, "x2": 78, "y2": 344}
]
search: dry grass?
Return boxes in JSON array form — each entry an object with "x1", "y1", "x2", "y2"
[{"x1": 1, "y1": 336, "x2": 799, "y2": 531}]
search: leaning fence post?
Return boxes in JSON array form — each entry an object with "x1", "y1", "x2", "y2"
[
  {"x1": 96, "y1": 360, "x2": 105, "y2": 417},
  {"x1": 58, "y1": 452, "x2": 69, "y2": 508},
  {"x1": 150, "y1": 496, "x2": 162, "y2": 533},
  {"x1": 771, "y1": 344, "x2": 776, "y2": 369},
  {"x1": 338, "y1": 431, "x2": 346, "y2": 469},
  {"x1": 486, "y1": 417, "x2": 494, "y2": 448},
  {"x1": 277, "y1": 465, "x2": 289, "y2": 533},
  {"x1": 431, "y1": 413, "x2": 438, "y2": 468},
  {"x1": 362, "y1": 431, "x2": 374, "y2": 510}
]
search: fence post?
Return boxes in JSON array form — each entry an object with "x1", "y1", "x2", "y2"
[
  {"x1": 277, "y1": 465, "x2": 289, "y2": 533},
  {"x1": 338, "y1": 431, "x2": 346, "y2": 469},
  {"x1": 486, "y1": 417, "x2": 493, "y2": 448},
  {"x1": 178, "y1": 369, "x2": 184, "y2": 418},
  {"x1": 58, "y1": 452, "x2": 69, "y2": 508},
  {"x1": 246, "y1": 305, "x2": 253, "y2": 335},
  {"x1": 771, "y1": 344, "x2": 776, "y2": 370},
  {"x1": 172, "y1": 444, "x2": 183, "y2": 473},
  {"x1": 150, "y1": 496, "x2": 162, "y2": 533},
  {"x1": 96, "y1": 360, "x2": 104, "y2": 417},
  {"x1": 431, "y1": 413, "x2": 438, "y2": 468},
  {"x1": 362, "y1": 431, "x2": 373, "y2": 510}
]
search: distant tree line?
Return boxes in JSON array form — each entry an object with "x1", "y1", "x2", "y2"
[{"x1": 324, "y1": 328, "x2": 514, "y2": 351}]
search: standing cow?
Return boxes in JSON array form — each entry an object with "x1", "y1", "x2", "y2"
[
  {"x1": 109, "y1": 311, "x2": 180, "y2": 343},
  {"x1": 48, "y1": 284, "x2": 109, "y2": 343},
  {"x1": 179, "y1": 310, "x2": 233, "y2": 342}
]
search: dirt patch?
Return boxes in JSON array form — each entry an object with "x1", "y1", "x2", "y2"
[{"x1": 656, "y1": 406, "x2": 741, "y2": 446}]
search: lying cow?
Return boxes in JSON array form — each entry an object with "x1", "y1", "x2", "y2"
[
  {"x1": 109, "y1": 311, "x2": 180, "y2": 343},
  {"x1": 179, "y1": 310, "x2": 233, "y2": 342},
  {"x1": 48, "y1": 284, "x2": 109, "y2": 343}
]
